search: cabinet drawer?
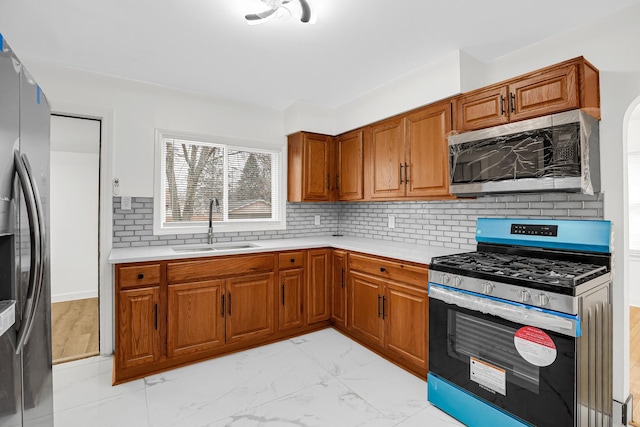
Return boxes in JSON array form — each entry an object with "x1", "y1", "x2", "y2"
[
  {"x1": 118, "y1": 264, "x2": 161, "y2": 289},
  {"x1": 167, "y1": 254, "x2": 275, "y2": 284},
  {"x1": 278, "y1": 252, "x2": 305, "y2": 270},
  {"x1": 349, "y1": 253, "x2": 428, "y2": 288}
]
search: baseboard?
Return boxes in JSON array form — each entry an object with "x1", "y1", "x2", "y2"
[{"x1": 51, "y1": 291, "x2": 99, "y2": 303}]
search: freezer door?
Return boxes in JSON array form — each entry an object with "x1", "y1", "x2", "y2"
[
  {"x1": 18, "y1": 66, "x2": 53, "y2": 426},
  {"x1": 0, "y1": 35, "x2": 20, "y2": 235},
  {"x1": 0, "y1": 37, "x2": 23, "y2": 427}
]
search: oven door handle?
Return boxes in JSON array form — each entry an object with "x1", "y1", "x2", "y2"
[{"x1": 428, "y1": 284, "x2": 581, "y2": 337}]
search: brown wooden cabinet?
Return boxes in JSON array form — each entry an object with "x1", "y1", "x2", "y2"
[
  {"x1": 347, "y1": 253, "x2": 429, "y2": 373},
  {"x1": 330, "y1": 250, "x2": 347, "y2": 327},
  {"x1": 457, "y1": 57, "x2": 599, "y2": 131},
  {"x1": 336, "y1": 129, "x2": 364, "y2": 201},
  {"x1": 115, "y1": 263, "x2": 162, "y2": 370},
  {"x1": 225, "y1": 273, "x2": 275, "y2": 344},
  {"x1": 287, "y1": 132, "x2": 335, "y2": 202},
  {"x1": 117, "y1": 286, "x2": 161, "y2": 369},
  {"x1": 167, "y1": 280, "x2": 225, "y2": 358},
  {"x1": 306, "y1": 249, "x2": 331, "y2": 324},
  {"x1": 368, "y1": 100, "x2": 453, "y2": 200},
  {"x1": 278, "y1": 251, "x2": 305, "y2": 331}
]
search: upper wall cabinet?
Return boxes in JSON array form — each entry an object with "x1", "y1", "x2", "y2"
[
  {"x1": 336, "y1": 129, "x2": 365, "y2": 201},
  {"x1": 287, "y1": 132, "x2": 335, "y2": 202},
  {"x1": 456, "y1": 57, "x2": 600, "y2": 132},
  {"x1": 368, "y1": 100, "x2": 454, "y2": 200}
]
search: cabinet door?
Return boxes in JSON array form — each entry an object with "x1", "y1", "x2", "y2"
[
  {"x1": 337, "y1": 129, "x2": 364, "y2": 201},
  {"x1": 384, "y1": 282, "x2": 429, "y2": 369},
  {"x1": 456, "y1": 86, "x2": 509, "y2": 132},
  {"x1": 117, "y1": 287, "x2": 160, "y2": 369},
  {"x1": 307, "y1": 249, "x2": 331, "y2": 324},
  {"x1": 225, "y1": 273, "x2": 275, "y2": 344},
  {"x1": 279, "y1": 269, "x2": 304, "y2": 331},
  {"x1": 406, "y1": 102, "x2": 453, "y2": 198},
  {"x1": 348, "y1": 271, "x2": 384, "y2": 346},
  {"x1": 330, "y1": 250, "x2": 347, "y2": 327},
  {"x1": 303, "y1": 133, "x2": 333, "y2": 201},
  {"x1": 509, "y1": 64, "x2": 579, "y2": 122},
  {"x1": 369, "y1": 118, "x2": 406, "y2": 199},
  {"x1": 167, "y1": 280, "x2": 225, "y2": 358}
]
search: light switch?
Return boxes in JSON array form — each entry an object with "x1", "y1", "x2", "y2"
[
  {"x1": 121, "y1": 196, "x2": 132, "y2": 210},
  {"x1": 314, "y1": 215, "x2": 320, "y2": 226},
  {"x1": 388, "y1": 215, "x2": 395, "y2": 228}
]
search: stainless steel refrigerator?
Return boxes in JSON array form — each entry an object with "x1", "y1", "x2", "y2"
[{"x1": 0, "y1": 33, "x2": 54, "y2": 427}]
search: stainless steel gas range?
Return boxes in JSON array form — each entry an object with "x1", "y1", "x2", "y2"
[{"x1": 427, "y1": 218, "x2": 612, "y2": 427}]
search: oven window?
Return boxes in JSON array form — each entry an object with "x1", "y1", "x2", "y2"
[
  {"x1": 450, "y1": 123, "x2": 581, "y2": 184},
  {"x1": 448, "y1": 310, "x2": 540, "y2": 394}
]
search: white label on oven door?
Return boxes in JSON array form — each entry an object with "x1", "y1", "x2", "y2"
[
  {"x1": 469, "y1": 357, "x2": 506, "y2": 396},
  {"x1": 514, "y1": 326, "x2": 557, "y2": 367}
]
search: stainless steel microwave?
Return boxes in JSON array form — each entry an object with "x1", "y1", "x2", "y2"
[{"x1": 448, "y1": 109, "x2": 600, "y2": 196}]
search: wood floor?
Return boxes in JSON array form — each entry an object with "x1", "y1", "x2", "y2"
[{"x1": 51, "y1": 297, "x2": 99, "y2": 364}]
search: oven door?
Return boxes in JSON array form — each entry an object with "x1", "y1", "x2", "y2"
[{"x1": 429, "y1": 293, "x2": 576, "y2": 427}]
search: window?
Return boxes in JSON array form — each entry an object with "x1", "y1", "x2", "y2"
[
  {"x1": 630, "y1": 114, "x2": 640, "y2": 252},
  {"x1": 154, "y1": 130, "x2": 284, "y2": 235}
]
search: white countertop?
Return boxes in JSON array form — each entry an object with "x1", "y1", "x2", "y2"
[{"x1": 108, "y1": 236, "x2": 464, "y2": 265}]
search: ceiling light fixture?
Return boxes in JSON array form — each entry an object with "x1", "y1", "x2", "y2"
[{"x1": 245, "y1": 0, "x2": 316, "y2": 25}]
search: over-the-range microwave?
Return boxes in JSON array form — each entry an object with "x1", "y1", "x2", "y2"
[{"x1": 448, "y1": 109, "x2": 600, "y2": 196}]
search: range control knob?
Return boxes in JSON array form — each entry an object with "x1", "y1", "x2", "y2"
[
  {"x1": 537, "y1": 293, "x2": 550, "y2": 306},
  {"x1": 519, "y1": 289, "x2": 531, "y2": 303},
  {"x1": 482, "y1": 282, "x2": 494, "y2": 294},
  {"x1": 452, "y1": 276, "x2": 462, "y2": 288},
  {"x1": 440, "y1": 274, "x2": 451, "y2": 285}
]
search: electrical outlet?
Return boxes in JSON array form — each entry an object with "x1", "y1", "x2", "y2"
[
  {"x1": 121, "y1": 196, "x2": 132, "y2": 211},
  {"x1": 314, "y1": 215, "x2": 320, "y2": 226},
  {"x1": 388, "y1": 215, "x2": 395, "y2": 228}
]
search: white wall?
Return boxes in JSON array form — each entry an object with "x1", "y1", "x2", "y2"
[{"x1": 50, "y1": 150, "x2": 99, "y2": 302}]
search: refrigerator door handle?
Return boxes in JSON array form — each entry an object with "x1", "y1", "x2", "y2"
[{"x1": 13, "y1": 150, "x2": 45, "y2": 354}]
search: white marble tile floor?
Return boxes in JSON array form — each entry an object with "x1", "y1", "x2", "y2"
[{"x1": 52, "y1": 328, "x2": 464, "y2": 427}]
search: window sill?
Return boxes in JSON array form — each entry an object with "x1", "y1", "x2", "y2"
[{"x1": 153, "y1": 220, "x2": 287, "y2": 236}]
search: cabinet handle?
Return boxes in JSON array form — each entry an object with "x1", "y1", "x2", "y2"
[
  {"x1": 336, "y1": 174, "x2": 339, "y2": 190},
  {"x1": 341, "y1": 268, "x2": 345, "y2": 288},
  {"x1": 138, "y1": 273, "x2": 144, "y2": 280},
  {"x1": 399, "y1": 163, "x2": 404, "y2": 184},
  {"x1": 500, "y1": 95, "x2": 505, "y2": 115},
  {"x1": 380, "y1": 267, "x2": 386, "y2": 273},
  {"x1": 377, "y1": 295, "x2": 382, "y2": 318},
  {"x1": 382, "y1": 296, "x2": 387, "y2": 320},
  {"x1": 281, "y1": 284, "x2": 285, "y2": 306},
  {"x1": 228, "y1": 292, "x2": 232, "y2": 316},
  {"x1": 154, "y1": 304, "x2": 158, "y2": 330},
  {"x1": 404, "y1": 162, "x2": 409, "y2": 184},
  {"x1": 327, "y1": 174, "x2": 330, "y2": 190},
  {"x1": 221, "y1": 294, "x2": 225, "y2": 318},
  {"x1": 290, "y1": 258, "x2": 295, "y2": 263},
  {"x1": 510, "y1": 92, "x2": 516, "y2": 113}
]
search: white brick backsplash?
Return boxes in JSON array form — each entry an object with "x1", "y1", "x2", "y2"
[{"x1": 113, "y1": 193, "x2": 604, "y2": 250}]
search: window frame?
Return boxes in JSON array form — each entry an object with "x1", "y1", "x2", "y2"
[{"x1": 153, "y1": 129, "x2": 286, "y2": 236}]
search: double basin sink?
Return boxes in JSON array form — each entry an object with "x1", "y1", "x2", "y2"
[{"x1": 172, "y1": 242, "x2": 260, "y2": 254}]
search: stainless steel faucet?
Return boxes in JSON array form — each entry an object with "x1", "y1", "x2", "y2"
[{"x1": 208, "y1": 198, "x2": 219, "y2": 244}]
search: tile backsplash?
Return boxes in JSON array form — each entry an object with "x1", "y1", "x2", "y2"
[{"x1": 113, "y1": 192, "x2": 604, "y2": 250}]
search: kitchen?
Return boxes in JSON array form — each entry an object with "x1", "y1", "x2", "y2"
[{"x1": 1, "y1": 0, "x2": 640, "y2": 426}]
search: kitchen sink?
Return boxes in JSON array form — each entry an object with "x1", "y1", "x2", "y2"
[{"x1": 172, "y1": 243, "x2": 259, "y2": 253}]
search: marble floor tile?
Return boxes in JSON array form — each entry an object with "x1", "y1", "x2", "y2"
[
  {"x1": 337, "y1": 358, "x2": 430, "y2": 421},
  {"x1": 290, "y1": 328, "x2": 381, "y2": 377},
  {"x1": 52, "y1": 329, "x2": 463, "y2": 427}
]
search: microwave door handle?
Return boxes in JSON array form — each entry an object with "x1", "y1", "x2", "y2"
[
  {"x1": 13, "y1": 151, "x2": 42, "y2": 354},
  {"x1": 19, "y1": 154, "x2": 47, "y2": 348}
]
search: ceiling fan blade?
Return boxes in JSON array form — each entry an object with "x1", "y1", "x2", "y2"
[
  {"x1": 245, "y1": 8, "x2": 277, "y2": 24},
  {"x1": 297, "y1": 0, "x2": 313, "y2": 23}
]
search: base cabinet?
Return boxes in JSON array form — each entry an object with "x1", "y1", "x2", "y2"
[
  {"x1": 225, "y1": 273, "x2": 275, "y2": 344},
  {"x1": 307, "y1": 249, "x2": 331, "y2": 324},
  {"x1": 345, "y1": 253, "x2": 429, "y2": 374},
  {"x1": 167, "y1": 280, "x2": 225, "y2": 358},
  {"x1": 330, "y1": 250, "x2": 347, "y2": 327},
  {"x1": 117, "y1": 286, "x2": 161, "y2": 369}
]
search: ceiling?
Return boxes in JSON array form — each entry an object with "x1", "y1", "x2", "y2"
[{"x1": 1, "y1": 0, "x2": 639, "y2": 110}]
